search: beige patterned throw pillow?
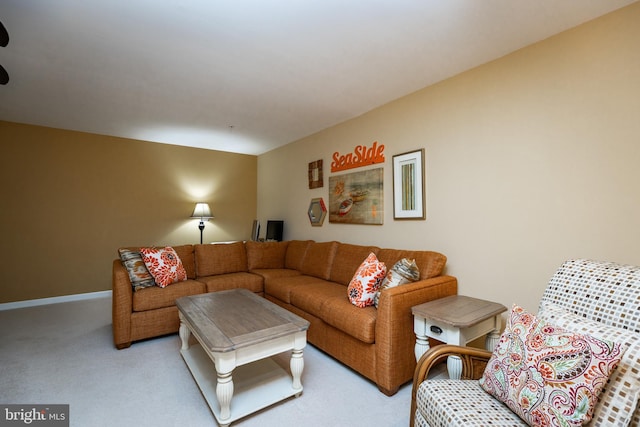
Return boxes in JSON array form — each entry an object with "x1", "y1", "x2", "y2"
[
  {"x1": 118, "y1": 248, "x2": 156, "y2": 291},
  {"x1": 373, "y1": 258, "x2": 419, "y2": 308}
]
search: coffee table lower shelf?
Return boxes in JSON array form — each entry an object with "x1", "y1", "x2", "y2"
[{"x1": 181, "y1": 343, "x2": 301, "y2": 426}]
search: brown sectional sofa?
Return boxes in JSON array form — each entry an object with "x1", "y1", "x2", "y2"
[{"x1": 112, "y1": 240, "x2": 458, "y2": 395}]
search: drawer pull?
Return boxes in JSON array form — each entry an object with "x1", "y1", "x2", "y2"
[{"x1": 430, "y1": 325, "x2": 443, "y2": 334}]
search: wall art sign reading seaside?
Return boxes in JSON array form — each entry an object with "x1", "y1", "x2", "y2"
[{"x1": 331, "y1": 141, "x2": 385, "y2": 172}]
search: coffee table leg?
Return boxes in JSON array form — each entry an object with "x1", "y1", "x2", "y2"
[
  {"x1": 217, "y1": 370, "x2": 234, "y2": 423},
  {"x1": 290, "y1": 349, "x2": 304, "y2": 396},
  {"x1": 178, "y1": 314, "x2": 190, "y2": 351}
]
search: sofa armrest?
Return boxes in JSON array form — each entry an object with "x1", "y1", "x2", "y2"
[
  {"x1": 374, "y1": 275, "x2": 458, "y2": 395},
  {"x1": 112, "y1": 259, "x2": 133, "y2": 349},
  {"x1": 410, "y1": 344, "x2": 492, "y2": 427}
]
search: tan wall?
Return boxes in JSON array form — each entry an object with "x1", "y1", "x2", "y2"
[
  {"x1": 258, "y1": 3, "x2": 640, "y2": 313},
  {"x1": 0, "y1": 121, "x2": 257, "y2": 303}
]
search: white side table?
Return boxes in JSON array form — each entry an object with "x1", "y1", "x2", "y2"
[{"x1": 412, "y1": 295, "x2": 506, "y2": 380}]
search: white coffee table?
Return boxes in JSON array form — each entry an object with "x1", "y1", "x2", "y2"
[{"x1": 176, "y1": 288, "x2": 310, "y2": 426}]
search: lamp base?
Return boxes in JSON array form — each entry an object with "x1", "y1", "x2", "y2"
[{"x1": 198, "y1": 222, "x2": 205, "y2": 244}]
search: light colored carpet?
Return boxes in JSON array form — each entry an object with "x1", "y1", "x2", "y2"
[{"x1": 0, "y1": 297, "x2": 445, "y2": 427}]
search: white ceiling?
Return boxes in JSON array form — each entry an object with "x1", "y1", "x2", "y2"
[{"x1": 0, "y1": 0, "x2": 636, "y2": 155}]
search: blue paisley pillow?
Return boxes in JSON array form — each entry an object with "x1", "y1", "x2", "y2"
[{"x1": 479, "y1": 304, "x2": 625, "y2": 427}]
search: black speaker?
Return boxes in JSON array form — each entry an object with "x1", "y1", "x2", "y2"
[{"x1": 265, "y1": 220, "x2": 284, "y2": 242}]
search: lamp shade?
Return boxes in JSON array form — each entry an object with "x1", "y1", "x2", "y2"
[{"x1": 191, "y1": 203, "x2": 213, "y2": 219}]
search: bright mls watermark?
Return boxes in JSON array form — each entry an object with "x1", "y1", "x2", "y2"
[{"x1": 0, "y1": 405, "x2": 68, "y2": 426}]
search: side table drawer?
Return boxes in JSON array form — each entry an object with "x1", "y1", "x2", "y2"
[
  {"x1": 414, "y1": 318, "x2": 457, "y2": 343},
  {"x1": 414, "y1": 316, "x2": 499, "y2": 346}
]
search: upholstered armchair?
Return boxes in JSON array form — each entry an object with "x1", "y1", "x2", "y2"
[{"x1": 411, "y1": 259, "x2": 640, "y2": 427}]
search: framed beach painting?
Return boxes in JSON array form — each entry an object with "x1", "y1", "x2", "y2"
[
  {"x1": 329, "y1": 168, "x2": 383, "y2": 225},
  {"x1": 393, "y1": 149, "x2": 425, "y2": 220}
]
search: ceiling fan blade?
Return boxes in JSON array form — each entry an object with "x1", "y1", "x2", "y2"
[
  {"x1": 1, "y1": 20, "x2": 10, "y2": 84},
  {"x1": 0, "y1": 64, "x2": 8, "y2": 85},
  {"x1": 0, "y1": 20, "x2": 8, "y2": 47}
]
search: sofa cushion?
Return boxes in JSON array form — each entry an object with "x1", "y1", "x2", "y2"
[
  {"x1": 289, "y1": 281, "x2": 345, "y2": 318},
  {"x1": 479, "y1": 304, "x2": 625, "y2": 427},
  {"x1": 285, "y1": 240, "x2": 312, "y2": 270},
  {"x1": 320, "y1": 294, "x2": 377, "y2": 344},
  {"x1": 118, "y1": 248, "x2": 156, "y2": 291},
  {"x1": 195, "y1": 242, "x2": 247, "y2": 277},
  {"x1": 198, "y1": 272, "x2": 264, "y2": 294},
  {"x1": 140, "y1": 247, "x2": 188, "y2": 288},
  {"x1": 299, "y1": 241, "x2": 339, "y2": 280},
  {"x1": 377, "y1": 249, "x2": 446, "y2": 279},
  {"x1": 246, "y1": 240, "x2": 289, "y2": 269},
  {"x1": 290, "y1": 279, "x2": 377, "y2": 343},
  {"x1": 538, "y1": 301, "x2": 640, "y2": 427},
  {"x1": 265, "y1": 274, "x2": 328, "y2": 304},
  {"x1": 347, "y1": 252, "x2": 387, "y2": 308},
  {"x1": 250, "y1": 268, "x2": 301, "y2": 282},
  {"x1": 416, "y1": 379, "x2": 526, "y2": 427},
  {"x1": 329, "y1": 243, "x2": 380, "y2": 285},
  {"x1": 132, "y1": 279, "x2": 205, "y2": 311},
  {"x1": 172, "y1": 244, "x2": 196, "y2": 279}
]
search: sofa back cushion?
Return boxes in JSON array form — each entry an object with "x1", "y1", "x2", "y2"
[
  {"x1": 195, "y1": 242, "x2": 247, "y2": 277},
  {"x1": 173, "y1": 245, "x2": 197, "y2": 279},
  {"x1": 285, "y1": 240, "x2": 313, "y2": 270},
  {"x1": 246, "y1": 240, "x2": 289, "y2": 270},
  {"x1": 299, "y1": 241, "x2": 339, "y2": 280},
  {"x1": 376, "y1": 249, "x2": 446, "y2": 279},
  {"x1": 329, "y1": 243, "x2": 381, "y2": 286}
]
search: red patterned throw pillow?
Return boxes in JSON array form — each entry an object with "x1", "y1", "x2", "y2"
[
  {"x1": 347, "y1": 253, "x2": 387, "y2": 308},
  {"x1": 479, "y1": 304, "x2": 626, "y2": 427},
  {"x1": 140, "y1": 246, "x2": 187, "y2": 288}
]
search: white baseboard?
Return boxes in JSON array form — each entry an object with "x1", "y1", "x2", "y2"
[{"x1": 0, "y1": 290, "x2": 112, "y2": 311}]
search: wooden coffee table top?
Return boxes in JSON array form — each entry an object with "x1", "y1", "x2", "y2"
[{"x1": 176, "y1": 288, "x2": 309, "y2": 353}]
